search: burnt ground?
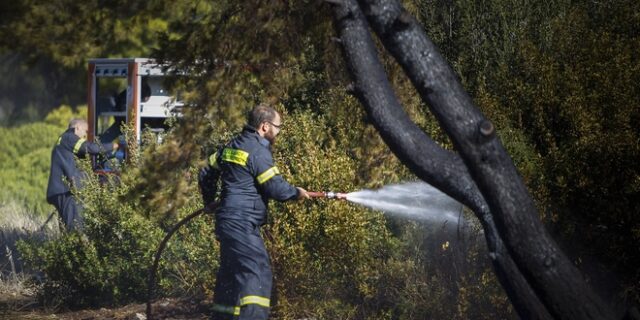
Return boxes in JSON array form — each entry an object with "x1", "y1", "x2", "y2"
[{"x1": 1, "y1": 294, "x2": 211, "y2": 320}]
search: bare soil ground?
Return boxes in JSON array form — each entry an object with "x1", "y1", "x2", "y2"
[{"x1": 1, "y1": 293, "x2": 211, "y2": 320}]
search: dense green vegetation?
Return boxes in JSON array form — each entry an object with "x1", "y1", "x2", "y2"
[{"x1": 1, "y1": 0, "x2": 638, "y2": 317}]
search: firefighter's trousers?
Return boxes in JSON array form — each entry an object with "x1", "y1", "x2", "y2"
[
  {"x1": 212, "y1": 219, "x2": 272, "y2": 320},
  {"x1": 48, "y1": 192, "x2": 83, "y2": 231}
]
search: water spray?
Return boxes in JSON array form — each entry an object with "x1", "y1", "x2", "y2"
[{"x1": 308, "y1": 182, "x2": 464, "y2": 222}]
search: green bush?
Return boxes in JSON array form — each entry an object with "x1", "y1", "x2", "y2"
[
  {"x1": 17, "y1": 165, "x2": 163, "y2": 307},
  {"x1": 498, "y1": 4, "x2": 640, "y2": 298},
  {"x1": 0, "y1": 122, "x2": 62, "y2": 214},
  {"x1": 43, "y1": 105, "x2": 87, "y2": 129},
  {"x1": 0, "y1": 106, "x2": 87, "y2": 214},
  {"x1": 266, "y1": 110, "x2": 511, "y2": 319}
]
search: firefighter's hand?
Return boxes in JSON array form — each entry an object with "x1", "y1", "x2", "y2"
[{"x1": 296, "y1": 187, "x2": 310, "y2": 200}]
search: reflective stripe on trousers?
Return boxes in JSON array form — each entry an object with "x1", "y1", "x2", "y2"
[{"x1": 211, "y1": 295, "x2": 270, "y2": 318}]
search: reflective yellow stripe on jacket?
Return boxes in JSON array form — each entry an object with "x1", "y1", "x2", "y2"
[
  {"x1": 256, "y1": 167, "x2": 279, "y2": 184},
  {"x1": 73, "y1": 138, "x2": 86, "y2": 154},
  {"x1": 221, "y1": 148, "x2": 249, "y2": 166}
]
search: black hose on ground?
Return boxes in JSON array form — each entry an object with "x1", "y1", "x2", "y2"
[
  {"x1": 38, "y1": 211, "x2": 57, "y2": 232},
  {"x1": 146, "y1": 203, "x2": 218, "y2": 320}
]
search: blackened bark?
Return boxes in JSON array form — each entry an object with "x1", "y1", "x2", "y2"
[
  {"x1": 350, "y1": 0, "x2": 616, "y2": 318},
  {"x1": 330, "y1": 0, "x2": 551, "y2": 319}
]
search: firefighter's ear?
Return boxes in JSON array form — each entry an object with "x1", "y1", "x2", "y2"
[{"x1": 257, "y1": 121, "x2": 269, "y2": 136}]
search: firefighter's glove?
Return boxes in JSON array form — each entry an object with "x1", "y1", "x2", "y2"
[{"x1": 204, "y1": 202, "x2": 218, "y2": 214}]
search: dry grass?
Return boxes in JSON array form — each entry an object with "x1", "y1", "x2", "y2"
[
  {"x1": 0, "y1": 201, "x2": 60, "y2": 265},
  {"x1": 1, "y1": 200, "x2": 61, "y2": 314}
]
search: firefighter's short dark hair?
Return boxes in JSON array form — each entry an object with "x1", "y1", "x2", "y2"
[
  {"x1": 68, "y1": 118, "x2": 87, "y2": 129},
  {"x1": 248, "y1": 103, "x2": 277, "y2": 129}
]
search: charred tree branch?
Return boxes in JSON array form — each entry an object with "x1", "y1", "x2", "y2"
[{"x1": 330, "y1": 0, "x2": 551, "y2": 318}]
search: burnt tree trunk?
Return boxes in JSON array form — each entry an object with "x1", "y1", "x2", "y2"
[
  {"x1": 330, "y1": 1, "x2": 549, "y2": 318},
  {"x1": 330, "y1": 0, "x2": 615, "y2": 319}
]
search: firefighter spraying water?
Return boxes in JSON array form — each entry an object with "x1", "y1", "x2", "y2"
[{"x1": 150, "y1": 179, "x2": 462, "y2": 319}]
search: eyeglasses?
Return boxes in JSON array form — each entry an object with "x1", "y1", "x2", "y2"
[{"x1": 266, "y1": 121, "x2": 283, "y2": 129}]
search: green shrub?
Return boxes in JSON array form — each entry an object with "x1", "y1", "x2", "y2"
[
  {"x1": 43, "y1": 105, "x2": 87, "y2": 129},
  {"x1": 263, "y1": 110, "x2": 512, "y2": 319},
  {"x1": 0, "y1": 106, "x2": 87, "y2": 215},
  {"x1": 17, "y1": 166, "x2": 163, "y2": 307},
  {"x1": 0, "y1": 122, "x2": 62, "y2": 214}
]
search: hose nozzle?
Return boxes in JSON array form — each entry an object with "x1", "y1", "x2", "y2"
[
  {"x1": 308, "y1": 191, "x2": 347, "y2": 200},
  {"x1": 326, "y1": 191, "x2": 348, "y2": 200}
]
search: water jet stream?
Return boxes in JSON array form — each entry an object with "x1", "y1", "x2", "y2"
[{"x1": 311, "y1": 181, "x2": 464, "y2": 222}]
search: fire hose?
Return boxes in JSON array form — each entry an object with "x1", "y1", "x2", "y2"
[
  {"x1": 146, "y1": 205, "x2": 214, "y2": 320},
  {"x1": 146, "y1": 191, "x2": 346, "y2": 319}
]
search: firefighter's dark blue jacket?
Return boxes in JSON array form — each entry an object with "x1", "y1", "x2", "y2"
[
  {"x1": 46, "y1": 128, "x2": 115, "y2": 200},
  {"x1": 210, "y1": 126, "x2": 299, "y2": 226}
]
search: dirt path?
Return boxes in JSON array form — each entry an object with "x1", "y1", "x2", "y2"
[{"x1": 2, "y1": 296, "x2": 210, "y2": 320}]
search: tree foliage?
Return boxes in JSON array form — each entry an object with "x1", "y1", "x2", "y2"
[
  {"x1": 408, "y1": 0, "x2": 639, "y2": 308},
  {"x1": 0, "y1": 0, "x2": 171, "y2": 124},
  {"x1": 461, "y1": 1, "x2": 639, "y2": 302}
]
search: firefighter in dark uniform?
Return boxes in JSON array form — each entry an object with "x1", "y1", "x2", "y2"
[
  {"x1": 46, "y1": 119, "x2": 119, "y2": 231},
  {"x1": 199, "y1": 104, "x2": 309, "y2": 319}
]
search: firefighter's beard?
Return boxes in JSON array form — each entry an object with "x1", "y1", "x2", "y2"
[
  {"x1": 265, "y1": 128, "x2": 277, "y2": 145},
  {"x1": 266, "y1": 135, "x2": 276, "y2": 146}
]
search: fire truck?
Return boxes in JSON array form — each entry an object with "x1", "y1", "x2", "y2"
[{"x1": 86, "y1": 58, "x2": 183, "y2": 171}]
